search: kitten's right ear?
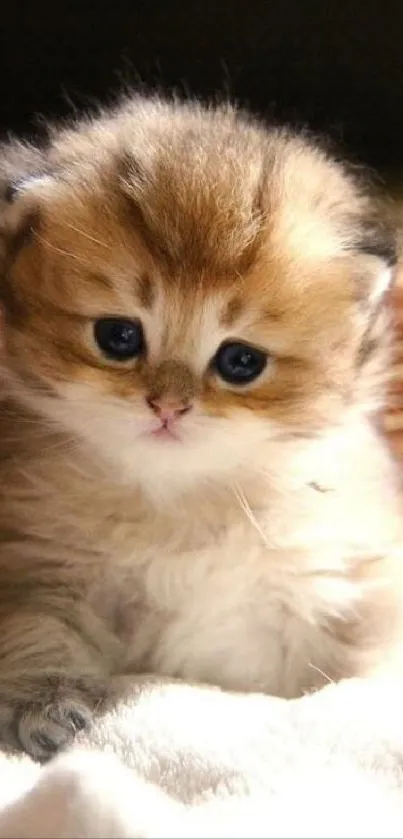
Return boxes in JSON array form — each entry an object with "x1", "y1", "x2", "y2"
[{"x1": 0, "y1": 141, "x2": 51, "y2": 266}]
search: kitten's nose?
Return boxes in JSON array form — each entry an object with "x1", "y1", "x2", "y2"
[{"x1": 146, "y1": 396, "x2": 192, "y2": 422}]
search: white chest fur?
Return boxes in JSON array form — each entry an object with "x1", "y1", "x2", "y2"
[
  {"x1": 108, "y1": 513, "x2": 362, "y2": 699},
  {"x1": 76, "y1": 423, "x2": 400, "y2": 698}
]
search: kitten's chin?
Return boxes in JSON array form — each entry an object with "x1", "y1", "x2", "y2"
[
  {"x1": 88, "y1": 420, "x2": 271, "y2": 505},
  {"x1": 102, "y1": 434, "x2": 252, "y2": 503}
]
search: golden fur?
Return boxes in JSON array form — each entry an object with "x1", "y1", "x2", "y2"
[{"x1": 0, "y1": 94, "x2": 402, "y2": 762}]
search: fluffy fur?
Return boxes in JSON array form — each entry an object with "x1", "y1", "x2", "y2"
[{"x1": 0, "y1": 94, "x2": 402, "y2": 761}]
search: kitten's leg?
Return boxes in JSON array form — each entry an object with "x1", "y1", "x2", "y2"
[{"x1": 0, "y1": 610, "x2": 121, "y2": 763}]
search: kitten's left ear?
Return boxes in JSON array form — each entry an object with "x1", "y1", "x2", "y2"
[
  {"x1": 354, "y1": 215, "x2": 398, "y2": 312},
  {"x1": 366, "y1": 259, "x2": 395, "y2": 310}
]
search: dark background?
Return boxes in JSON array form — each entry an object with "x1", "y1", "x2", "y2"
[{"x1": 1, "y1": 1, "x2": 402, "y2": 168}]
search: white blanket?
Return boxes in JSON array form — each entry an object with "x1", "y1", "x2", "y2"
[{"x1": 0, "y1": 676, "x2": 403, "y2": 838}]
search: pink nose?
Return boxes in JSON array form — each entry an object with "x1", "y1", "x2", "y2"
[{"x1": 146, "y1": 397, "x2": 192, "y2": 422}]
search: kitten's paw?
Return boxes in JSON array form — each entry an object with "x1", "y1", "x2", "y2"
[
  {"x1": 8, "y1": 679, "x2": 107, "y2": 762},
  {"x1": 16, "y1": 697, "x2": 92, "y2": 762}
]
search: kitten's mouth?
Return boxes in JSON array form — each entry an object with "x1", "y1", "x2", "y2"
[{"x1": 149, "y1": 421, "x2": 182, "y2": 442}]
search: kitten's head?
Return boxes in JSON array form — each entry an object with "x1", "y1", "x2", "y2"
[{"x1": 0, "y1": 97, "x2": 397, "y2": 499}]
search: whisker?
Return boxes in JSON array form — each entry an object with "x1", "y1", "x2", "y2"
[
  {"x1": 63, "y1": 222, "x2": 112, "y2": 250},
  {"x1": 35, "y1": 436, "x2": 79, "y2": 455},
  {"x1": 3, "y1": 432, "x2": 80, "y2": 455},
  {"x1": 308, "y1": 663, "x2": 333, "y2": 684},
  {"x1": 232, "y1": 482, "x2": 270, "y2": 548},
  {"x1": 34, "y1": 233, "x2": 91, "y2": 267}
]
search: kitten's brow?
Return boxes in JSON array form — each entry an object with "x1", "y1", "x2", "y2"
[
  {"x1": 220, "y1": 295, "x2": 243, "y2": 328},
  {"x1": 136, "y1": 272, "x2": 155, "y2": 309}
]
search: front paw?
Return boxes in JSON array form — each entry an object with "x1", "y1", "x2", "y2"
[
  {"x1": 16, "y1": 696, "x2": 93, "y2": 762},
  {"x1": 8, "y1": 677, "x2": 107, "y2": 762}
]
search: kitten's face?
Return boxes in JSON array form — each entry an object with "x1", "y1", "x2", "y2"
[{"x1": 0, "y1": 102, "x2": 394, "y2": 498}]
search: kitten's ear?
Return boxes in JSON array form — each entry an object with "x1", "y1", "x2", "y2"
[
  {"x1": 360, "y1": 257, "x2": 395, "y2": 311},
  {"x1": 0, "y1": 141, "x2": 52, "y2": 267},
  {"x1": 354, "y1": 214, "x2": 398, "y2": 313}
]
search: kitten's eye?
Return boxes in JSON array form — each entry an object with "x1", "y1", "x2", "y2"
[
  {"x1": 214, "y1": 341, "x2": 267, "y2": 384},
  {"x1": 94, "y1": 317, "x2": 144, "y2": 361}
]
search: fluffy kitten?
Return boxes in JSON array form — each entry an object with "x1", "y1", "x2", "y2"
[{"x1": 0, "y1": 94, "x2": 402, "y2": 762}]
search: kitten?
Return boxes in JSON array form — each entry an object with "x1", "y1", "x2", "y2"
[{"x1": 0, "y1": 94, "x2": 402, "y2": 762}]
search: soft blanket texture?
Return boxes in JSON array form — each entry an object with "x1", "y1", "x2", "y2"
[{"x1": 0, "y1": 675, "x2": 403, "y2": 837}]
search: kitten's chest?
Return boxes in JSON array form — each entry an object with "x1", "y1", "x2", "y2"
[{"x1": 105, "y1": 520, "x2": 348, "y2": 698}]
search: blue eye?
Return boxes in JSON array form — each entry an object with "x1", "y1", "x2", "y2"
[
  {"x1": 94, "y1": 318, "x2": 144, "y2": 361},
  {"x1": 214, "y1": 341, "x2": 267, "y2": 384}
]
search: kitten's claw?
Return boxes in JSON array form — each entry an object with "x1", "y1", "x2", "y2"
[{"x1": 15, "y1": 697, "x2": 93, "y2": 762}]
